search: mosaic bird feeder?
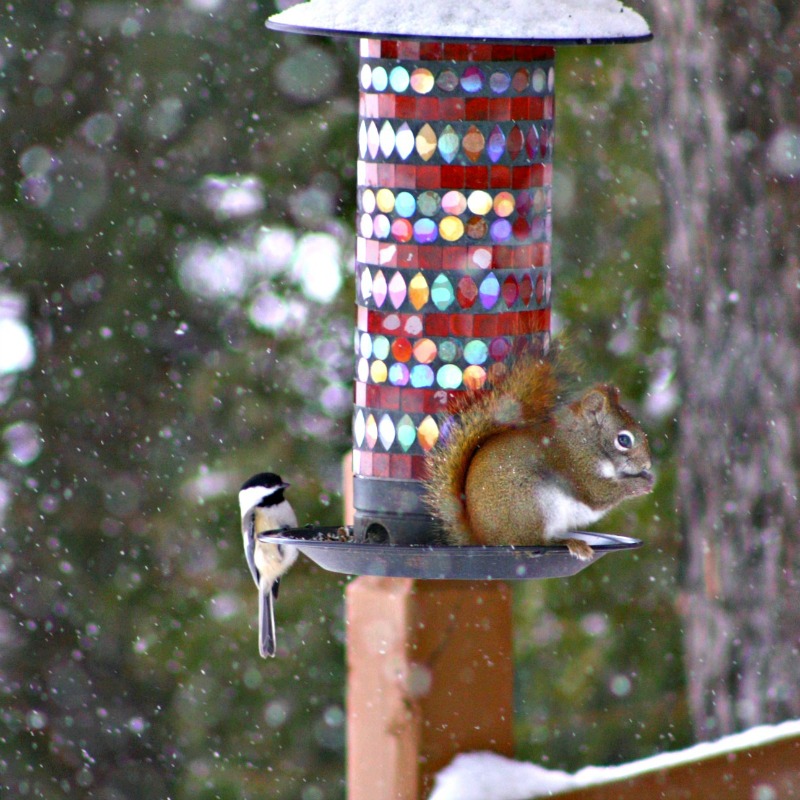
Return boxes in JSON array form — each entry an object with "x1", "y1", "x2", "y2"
[{"x1": 266, "y1": 0, "x2": 651, "y2": 579}]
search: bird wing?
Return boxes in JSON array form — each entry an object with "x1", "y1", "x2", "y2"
[{"x1": 243, "y1": 511, "x2": 260, "y2": 588}]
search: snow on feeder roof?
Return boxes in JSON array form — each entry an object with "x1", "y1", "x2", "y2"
[{"x1": 268, "y1": 0, "x2": 652, "y2": 43}]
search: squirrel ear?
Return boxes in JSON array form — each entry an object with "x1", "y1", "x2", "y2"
[{"x1": 577, "y1": 385, "x2": 617, "y2": 418}]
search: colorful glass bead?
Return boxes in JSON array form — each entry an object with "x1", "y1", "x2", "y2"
[
  {"x1": 360, "y1": 214, "x2": 374, "y2": 238},
  {"x1": 373, "y1": 215, "x2": 391, "y2": 239},
  {"x1": 464, "y1": 339, "x2": 489, "y2": 365},
  {"x1": 413, "y1": 218, "x2": 438, "y2": 244},
  {"x1": 391, "y1": 218, "x2": 413, "y2": 242},
  {"x1": 376, "y1": 188, "x2": 395, "y2": 213},
  {"x1": 463, "y1": 365, "x2": 487, "y2": 391},
  {"x1": 372, "y1": 66, "x2": 389, "y2": 91},
  {"x1": 457, "y1": 276, "x2": 478, "y2": 308},
  {"x1": 461, "y1": 66, "x2": 484, "y2": 93},
  {"x1": 515, "y1": 190, "x2": 533, "y2": 216},
  {"x1": 357, "y1": 357, "x2": 369, "y2": 382},
  {"x1": 438, "y1": 125, "x2": 460, "y2": 163},
  {"x1": 417, "y1": 191, "x2": 441, "y2": 217},
  {"x1": 472, "y1": 248, "x2": 492, "y2": 269},
  {"x1": 438, "y1": 339, "x2": 460, "y2": 362},
  {"x1": 354, "y1": 410, "x2": 366, "y2": 446},
  {"x1": 389, "y1": 66, "x2": 410, "y2": 93},
  {"x1": 436, "y1": 69, "x2": 459, "y2": 92},
  {"x1": 360, "y1": 64, "x2": 372, "y2": 90},
  {"x1": 466, "y1": 216, "x2": 488, "y2": 239},
  {"x1": 396, "y1": 414, "x2": 416, "y2": 451},
  {"x1": 493, "y1": 191, "x2": 515, "y2": 217},
  {"x1": 358, "y1": 121, "x2": 368, "y2": 158},
  {"x1": 410, "y1": 365, "x2": 434, "y2": 388},
  {"x1": 437, "y1": 363, "x2": 463, "y2": 389},
  {"x1": 431, "y1": 273, "x2": 455, "y2": 310},
  {"x1": 479, "y1": 273, "x2": 500, "y2": 309},
  {"x1": 532, "y1": 67, "x2": 547, "y2": 93},
  {"x1": 361, "y1": 188, "x2": 376, "y2": 213},
  {"x1": 513, "y1": 216, "x2": 531, "y2": 239},
  {"x1": 467, "y1": 190, "x2": 493, "y2": 215},
  {"x1": 389, "y1": 363, "x2": 410, "y2": 386},
  {"x1": 391, "y1": 337, "x2": 412, "y2": 362},
  {"x1": 395, "y1": 191, "x2": 416, "y2": 217},
  {"x1": 412, "y1": 338, "x2": 437, "y2": 364},
  {"x1": 388, "y1": 271, "x2": 407, "y2": 308},
  {"x1": 416, "y1": 123, "x2": 437, "y2": 161},
  {"x1": 395, "y1": 122, "x2": 415, "y2": 160},
  {"x1": 410, "y1": 68, "x2": 435, "y2": 94},
  {"x1": 490, "y1": 219, "x2": 512, "y2": 242},
  {"x1": 378, "y1": 413, "x2": 395, "y2": 450},
  {"x1": 408, "y1": 272, "x2": 430, "y2": 310},
  {"x1": 417, "y1": 415, "x2": 439, "y2": 451},
  {"x1": 535, "y1": 273, "x2": 546, "y2": 304},
  {"x1": 370, "y1": 360, "x2": 388, "y2": 383},
  {"x1": 372, "y1": 335, "x2": 390, "y2": 360},
  {"x1": 490, "y1": 70, "x2": 511, "y2": 94},
  {"x1": 365, "y1": 414, "x2": 378, "y2": 449},
  {"x1": 519, "y1": 273, "x2": 533, "y2": 306},
  {"x1": 441, "y1": 190, "x2": 467, "y2": 215},
  {"x1": 462, "y1": 126, "x2": 485, "y2": 163},
  {"x1": 539, "y1": 125, "x2": 550, "y2": 159},
  {"x1": 512, "y1": 67, "x2": 530, "y2": 92},
  {"x1": 525, "y1": 126, "x2": 539, "y2": 159},
  {"x1": 489, "y1": 337, "x2": 511, "y2": 361},
  {"x1": 486, "y1": 125, "x2": 505, "y2": 163},
  {"x1": 439, "y1": 216, "x2": 464, "y2": 242},
  {"x1": 404, "y1": 315, "x2": 423, "y2": 335}
]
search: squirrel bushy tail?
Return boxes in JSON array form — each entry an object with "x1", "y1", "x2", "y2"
[{"x1": 424, "y1": 345, "x2": 580, "y2": 544}]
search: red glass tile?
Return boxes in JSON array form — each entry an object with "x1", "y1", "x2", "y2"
[
  {"x1": 468, "y1": 245, "x2": 494, "y2": 268},
  {"x1": 444, "y1": 42, "x2": 469, "y2": 60},
  {"x1": 418, "y1": 246, "x2": 442, "y2": 269},
  {"x1": 418, "y1": 97, "x2": 439, "y2": 119},
  {"x1": 467, "y1": 44, "x2": 493, "y2": 61},
  {"x1": 395, "y1": 164, "x2": 417, "y2": 189},
  {"x1": 439, "y1": 98, "x2": 466, "y2": 119},
  {"x1": 492, "y1": 246, "x2": 513, "y2": 268},
  {"x1": 366, "y1": 383, "x2": 382, "y2": 406},
  {"x1": 355, "y1": 380, "x2": 367, "y2": 406},
  {"x1": 365, "y1": 161, "x2": 379, "y2": 184},
  {"x1": 514, "y1": 45, "x2": 534, "y2": 61},
  {"x1": 492, "y1": 45, "x2": 515, "y2": 61},
  {"x1": 398, "y1": 40, "x2": 420, "y2": 59},
  {"x1": 450, "y1": 314, "x2": 474, "y2": 337},
  {"x1": 358, "y1": 449, "x2": 373, "y2": 476},
  {"x1": 488, "y1": 98, "x2": 511, "y2": 122},
  {"x1": 356, "y1": 237, "x2": 367, "y2": 262},
  {"x1": 400, "y1": 390, "x2": 425, "y2": 413},
  {"x1": 365, "y1": 239, "x2": 380, "y2": 264},
  {"x1": 424, "y1": 314, "x2": 450, "y2": 337},
  {"x1": 465, "y1": 97, "x2": 489, "y2": 120},
  {"x1": 357, "y1": 306, "x2": 369, "y2": 330},
  {"x1": 380, "y1": 242, "x2": 399, "y2": 267},
  {"x1": 532, "y1": 47, "x2": 555, "y2": 60},
  {"x1": 375, "y1": 163, "x2": 393, "y2": 185},
  {"x1": 376, "y1": 384, "x2": 401, "y2": 410},
  {"x1": 514, "y1": 245, "x2": 533, "y2": 267},
  {"x1": 422, "y1": 390, "x2": 451, "y2": 413},
  {"x1": 529, "y1": 97, "x2": 545, "y2": 120},
  {"x1": 490, "y1": 166, "x2": 512, "y2": 190},
  {"x1": 390, "y1": 453, "x2": 413, "y2": 479},
  {"x1": 535, "y1": 273, "x2": 546, "y2": 304},
  {"x1": 475, "y1": 315, "x2": 502, "y2": 337},
  {"x1": 419, "y1": 41, "x2": 443, "y2": 60},
  {"x1": 511, "y1": 166, "x2": 532, "y2": 189},
  {"x1": 395, "y1": 95, "x2": 418, "y2": 118},
  {"x1": 381, "y1": 40, "x2": 398, "y2": 58},
  {"x1": 411, "y1": 454, "x2": 429, "y2": 481},
  {"x1": 441, "y1": 165, "x2": 466, "y2": 188},
  {"x1": 415, "y1": 165, "x2": 441, "y2": 190},
  {"x1": 510, "y1": 97, "x2": 529, "y2": 122},
  {"x1": 396, "y1": 244, "x2": 417, "y2": 267},
  {"x1": 443, "y1": 246, "x2": 468, "y2": 270},
  {"x1": 544, "y1": 96, "x2": 555, "y2": 120},
  {"x1": 372, "y1": 452, "x2": 391, "y2": 478},
  {"x1": 379, "y1": 94, "x2": 395, "y2": 118},
  {"x1": 358, "y1": 95, "x2": 366, "y2": 116},
  {"x1": 464, "y1": 165, "x2": 489, "y2": 189},
  {"x1": 531, "y1": 243, "x2": 549, "y2": 266},
  {"x1": 365, "y1": 94, "x2": 379, "y2": 117},
  {"x1": 507, "y1": 125, "x2": 525, "y2": 160},
  {"x1": 542, "y1": 163, "x2": 553, "y2": 184}
]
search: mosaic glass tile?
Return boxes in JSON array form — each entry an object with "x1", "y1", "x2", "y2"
[
  {"x1": 466, "y1": 216, "x2": 488, "y2": 239},
  {"x1": 413, "y1": 218, "x2": 437, "y2": 244},
  {"x1": 373, "y1": 214, "x2": 391, "y2": 239},
  {"x1": 365, "y1": 413, "x2": 378, "y2": 449},
  {"x1": 410, "y1": 67, "x2": 435, "y2": 94},
  {"x1": 379, "y1": 121, "x2": 395, "y2": 157},
  {"x1": 438, "y1": 339, "x2": 460, "y2": 362},
  {"x1": 437, "y1": 363, "x2": 463, "y2": 389},
  {"x1": 354, "y1": 409, "x2": 366, "y2": 447},
  {"x1": 431, "y1": 274, "x2": 455, "y2": 311},
  {"x1": 457, "y1": 276, "x2": 478, "y2": 308},
  {"x1": 438, "y1": 125, "x2": 460, "y2": 163},
  {"x1": 391, "y1": 218, "x2": 413, "y2": 242},
  {"x1": 462, "y1": 126, "x2": 485, "y2": 163},
  {"x1": 532, "y1": 67, "x2": 547, "y2": 93},
  {"x1": 396, "y1": 414, "x2": 416, "y2": 451},
  {"x1": 490, "y1": 70, "x2": 512, "y2": 94},
  {"x1": 439, "y1": 216, "x2": 465, "y2": 242},
  {"x1": 389, "y1": 66, "x2": 409, "y2": 93},
  {"x1": 463, "y1": 339, "x2": 489, "y2": 365},
  {"x1": 395, "y1": 122, "x2": 415, "y2": 160},
  {"x1": 512, "y1": 67, "x2": 530, "y2": 92},
  {"x1": 437, "y1": 69, "x2": 459, "y2": 92},
  {"x1": 388, "y1": 271, "x2": 407, "y2": 308},
  {"x1": 502, "y1": 275, "x2": 519, "y2": 307},
  {"x1": 417, "y1": 415, "x2": 439, "y2": 451},
  {"x1": 357, "y1": 356, "x2": 369, "y2": 383},
  {"x1": 418, "y1": 191, "x2": 441, "y2": 216},
  {"x1": 375, "y1": 188, "x2": 394, "y2": 213},
  {"x1": 489, "y1": 337, "x2": 511, "y2": 361},
  {"x1": 378, "y1": 413, "x2": 395, "y2": 450},
  {"x1": 410, "y1": 364, "x2": 435, "y2": 388},
  {"x1": 392, "y1": 337, "x2": 412, "y2": 362},
  {"x1": 416, "y1": 123, "x2": 437, "y2": 161},
  {"x1": 372, "y1": 335, "x2": 390, "y2": 360},
  {"x1": 463, "y1": 365, "x2": 488, "y2": 390},
  {"x1": 519, "y1": 273, "x2": 533, "y2": 306},
  {"x1": 412, "y1": 337, "x2": 437, "y2": 364},
  {"x1": 367, "y1": 121, "x2": 380, "y2": 158},
  {"x1": 408, "y1": 272, "x2": 430, "y2": 310},
  {"x1": 479, "y1": 273, "x2": 501, "y2": 309},
  {"x1": 461, "y1": 66, "x2": 485, "y2": 93},
  {"x1": 490, "y1": 218, "x2": 512, "y2": 242},
  {"x1": 370, "y1": 360, "x2": 388, "y2": 383},
  {"x1": 360, "y1": 213, "x2": 373, "y2": 238},
  {"x1": 388, "y1": 362, "x2": 410, "y2": 386},
  {"x1": 441, "y1": 190, "x2": 467, "y2": 215},
  {"x1": 508, "y1": 125, "x2": 524, "y2": 161},
  {"x1": 395, "y1": 191, "x2": 416, "y2": 217},
  {"x1": 525, "y1": 126, "x2": 539, "y2": 160},
  {"x1": 467, "y1": 190, "x2": 493, "y2": 215},
  {"x1": 494, "y1": 191, "x2": 515, "y2": 217},
  {"x1": 362, "y1": 188, "x2": 376, "y2": 213},
  {"x1": 486, "y1": 126, "x2": 506, "y2": 163}
]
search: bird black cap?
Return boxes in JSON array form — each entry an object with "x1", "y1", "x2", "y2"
[{"x1": 240, "y1": 472, "x2": 289, "y2": 492}]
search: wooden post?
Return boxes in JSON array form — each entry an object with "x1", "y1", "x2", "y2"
[{"x1": 343, "y1": 453, "x2": 514, "y2": 800}]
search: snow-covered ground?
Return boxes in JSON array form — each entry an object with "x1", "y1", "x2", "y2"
[
  {"x1": 269, "y1": 0, "x2": 650, "y2": 41},
  {"x1": 428, "y1": 719, "x2": 800, "y2": 800}
]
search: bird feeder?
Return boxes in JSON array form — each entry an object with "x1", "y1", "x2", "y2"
[{"x1": 266, "y1": 0, "x2": 651, "y2": 580}]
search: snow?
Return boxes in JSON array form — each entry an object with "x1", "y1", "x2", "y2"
[
  {"x1": 428, "y1": 719, "x2": 800, "y2": 800},
  {"x1": 268, "y1": 0, "x2": 651, "y2": 42}
]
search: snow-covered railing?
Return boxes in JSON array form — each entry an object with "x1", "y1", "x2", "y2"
[{"x1": 429, "y1": 720, "x2": 800, "y2": 800}]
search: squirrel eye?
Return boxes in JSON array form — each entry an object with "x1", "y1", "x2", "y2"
[{"x1": 615, "y1": 430, "x2": 635, "y2": 451}]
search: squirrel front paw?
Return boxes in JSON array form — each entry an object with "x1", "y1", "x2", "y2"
[{"x1": 563, "y1": 538, "x2": 595, "y2": 561}]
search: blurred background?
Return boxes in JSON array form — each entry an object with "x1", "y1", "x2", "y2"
[{"x1": 3, "y1": 1, "x2": 778, "y2": 798}]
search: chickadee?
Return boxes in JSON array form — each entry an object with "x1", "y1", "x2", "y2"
[{"x1": 239, "y1": 472, "x2": 298, "y2": 658}]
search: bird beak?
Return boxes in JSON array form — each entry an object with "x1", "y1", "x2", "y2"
[{"x1": 280, "y1": 481, "x2": 290, "y2": 489}]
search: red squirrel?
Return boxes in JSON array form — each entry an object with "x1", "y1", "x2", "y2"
[{"x1": 424, "y1": 348, "x2": 654, "y2": 559}]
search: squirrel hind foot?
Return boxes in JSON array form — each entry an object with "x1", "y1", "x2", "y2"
[{"x1": 562, "y1": 538, "x2": 595, "y2": 561}]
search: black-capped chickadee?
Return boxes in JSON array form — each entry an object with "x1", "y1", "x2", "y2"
[{"x1": 239, "y1": 472, "x2": 298, "y2": 658}]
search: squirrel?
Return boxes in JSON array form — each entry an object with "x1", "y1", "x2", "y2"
[{"x1": 424, "y1": 347, "x2": 654, "y2": 560}]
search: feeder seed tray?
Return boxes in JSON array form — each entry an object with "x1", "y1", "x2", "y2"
[{"x1": 264, "y1": 527, "x2": 642, "y2": 580}]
